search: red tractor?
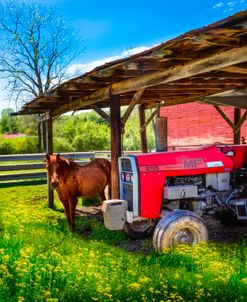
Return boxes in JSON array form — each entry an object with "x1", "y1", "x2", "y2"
[{"x1": 102, "y1": 144, "x2": 247, "y2": 251}]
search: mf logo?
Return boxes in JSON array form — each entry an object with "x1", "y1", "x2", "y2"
[{"x1": 184, "y1": 158, "x2": 204, "y2": 169}]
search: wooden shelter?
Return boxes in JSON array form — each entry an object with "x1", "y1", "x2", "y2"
[{"x1": 15, "y1": 10, "x2": 247, "y2": 205}]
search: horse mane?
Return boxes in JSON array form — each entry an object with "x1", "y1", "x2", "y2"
[{"x1": 60, "y1": 156, "x2": 79, "y2": 170}]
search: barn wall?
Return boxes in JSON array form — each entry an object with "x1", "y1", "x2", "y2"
[{"x1": 160, "y1": 103, "x2": 247, "y2": 148}]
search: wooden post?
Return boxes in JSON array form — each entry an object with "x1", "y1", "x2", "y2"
[
  {"x1": 139, "y1": 104, "x2": 148, "y2": 153},
  {"x1": 37, "y1": 122, "x2": 42, "y2": 153},
  {"x1": 156, "y1": 117, "x2": 168, "y2": 151},
  {"x1": 42, "y1": 121, "x2": 47, "y2": 152},
  {"x1": 234, "y1": 107, "x2": 241, "y2": 144},
  {"x1": 110, "y1": 94, "x2": 121, "y2": 199},
  {"x1": 155, "y1": 103, "x2": 168, "y2": 152},
  {"x1": 45, "y1": 116, "x2": 54, "y2": 208}
]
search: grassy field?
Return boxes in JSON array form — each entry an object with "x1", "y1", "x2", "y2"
[{"x1": 0, "y1": 184, "x2": 246, "y2": 302}]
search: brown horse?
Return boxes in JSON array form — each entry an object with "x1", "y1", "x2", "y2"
[{"x1": 45, "y1": 153, "x2": 111, "y2": 230}]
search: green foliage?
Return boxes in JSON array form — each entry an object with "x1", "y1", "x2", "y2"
[
  {"x1": 0, "y1": 136, "x2": 38, "y2": 154},
  {"x1": 0, "y1": 111, "x2": 37, "y2": 136},
  {"x1": 72, "y1": 121, "x2": 110, "y2": 151},
  {"x1": 53, "y1": 137, "x2": 75, "y2": 152},
  {"x1": 0, "y1": 108, "x2": 18, "y2": 134},
  {"x1": 0, "y1": 137, "x2": 14, "y2": 154},
  {"x1": 0, "y1": 108, "x2": 156, "y2": 154},
  {"x1": 53, "y1": 109, "x2": 155, "y2": 152},
  {"x1": 54, "y1": 113, "x2": 110, "y2": 151},
  {"x1": 123, "y1": 108, "x2": 155, "y2": 151},
  {"x1": 14, "y1": 115, "x2": 38, "y2": 136},
  {"x1": 0, "y1": 185, "x2": 246, "y2": 301}
]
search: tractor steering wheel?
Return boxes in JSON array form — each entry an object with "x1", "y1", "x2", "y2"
[{"x1": 214, "y1": 142, "x2": 235, "y2": 156}]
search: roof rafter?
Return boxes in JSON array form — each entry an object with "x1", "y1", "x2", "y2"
[{"x1": 50, "y1": 45, "x2": 247, "y2": 117}]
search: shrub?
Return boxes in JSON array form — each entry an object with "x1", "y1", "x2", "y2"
[
  {"x1": 0, "y1": 136, "x2": 38, "y2": 154},
  {"x1": 72, "y1": 121, "x2": 110, "y2": 151},
  {"x1": 53, "y1": 137, "x2": 75, "y2": 152},
  {"x1": 0, "y1": 137, "x2": 14, "y2": 154}
]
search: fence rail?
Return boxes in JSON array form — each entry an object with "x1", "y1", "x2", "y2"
[
  {"x1": 0, "y1": 152, "x2": 110, "y2": 187},
  {"x1": 0, "y1": 152, "x2": 96, "y2": 162},
  {"x1": 0, "y1": 150, "x2": 141, "y2": 187}
]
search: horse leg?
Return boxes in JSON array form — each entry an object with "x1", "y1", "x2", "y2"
[
  {"x1": 69, "y1": 198, "x2": 77, "y2": 231},
  {"x1": 99, "y1": 190, "x2": 106, "y2": 204},
  {"x1": 62, "y1": 200, "x2": 71, "y2": 229}
]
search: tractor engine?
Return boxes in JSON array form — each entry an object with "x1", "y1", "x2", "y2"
[{"x1": 164, "y1": 171, "x2": 247, "y2": 219}]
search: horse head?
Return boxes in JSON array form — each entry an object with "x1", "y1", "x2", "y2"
[{"x1": 45, "y1": 153, "x2": 68, "y2": 188}]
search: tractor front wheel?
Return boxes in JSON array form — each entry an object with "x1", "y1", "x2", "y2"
[{"x1": 153, "y1": 210, "x2": 208, "y2": 252}]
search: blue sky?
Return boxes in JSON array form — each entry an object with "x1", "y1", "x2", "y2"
[
  {"x1": 0, "y1": 0, "x2": 246, "y2": 112},
  {"x1": 47, "y1": 0, "x2": 246, "y2": 62}
]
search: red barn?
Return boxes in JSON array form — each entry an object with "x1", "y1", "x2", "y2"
[{"x1": 161, "y1": 103, "x2": 247, "y2": 149}]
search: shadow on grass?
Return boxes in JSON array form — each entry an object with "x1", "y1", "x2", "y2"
[
  {"x1": 0, "y1": 179, "x2": 46, "y2": 189},
  {"x1": 52, "y1": 198, "x2": 247, "y2": 270}
]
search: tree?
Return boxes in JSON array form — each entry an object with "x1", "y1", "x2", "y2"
[
  {"x1": 0, "y1": 107, "x2": 17, "y2": 133},
  {"x1": 0, "y1": 0, "x2": 84, "y2": 106}
]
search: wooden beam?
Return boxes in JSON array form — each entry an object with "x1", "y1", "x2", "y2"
[
  {"x1": 213, "y1": 105, "x2": 235, "y2": 129},
  {"x1": 110, "y1": 94, "x2": 121, "y2": 199},
  {"x1": 145, "y1": 96, "x2": 200, "y2": 109},
  {"x1": 111, "y1": 46, "x2": 247, "y2": 94},
  {"x1": 213, "y1": 105, "x2": 247, "y2": 139},
  {"x1": 190, "y1": 72, "x2": 247, "y2": 79},
  {"x1": 49, "y1": 46, "x2": 247, "y2": 117},
  {"x1": 122, "y1": 89, "x2": 144, "y2": 125},
  {"x1": 91, "y1": 104, "x2": 110, "y2": 124},
  {"x1": 50, "y1": 87, "x2": 111, "y2": 117},
  {"x1": 139, "y1": 104, "x2": 148, "y2": 153},
  {"x1": 200, "y1": 96, "x2": 247, "y2": 109},
  {"x1": 140, "y1": 109, "x2": 157, "y2": 133},
  {"x1": 157, "y1": 102, "x2": 162, "y2": 117},
  {"x1": 220, "y1": 66, "x2": 247, "y2": 74},
  {"x1": 235, "y1": 110, "x2": 247, "y2": 133},
  {"x1": 146, "y1": 85, "x2": 232, "y2": 90}
]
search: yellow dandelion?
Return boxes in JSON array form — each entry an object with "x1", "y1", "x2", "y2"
[{"x1": 129, "y1": 282, "x2": 141, "y2": 290}]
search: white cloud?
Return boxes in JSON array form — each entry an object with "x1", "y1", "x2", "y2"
[
  {"x1": 227, "y1": 1, "x2": 236, "y2": 6},
  {"x1": 213, "y1": 0, "x2": 245, "y2": 10},
  {"x1": 213, "y1": 2, "x2": 224, "y2": 9},
  {"x1": 67, "y1": 46, "x2": 151, "y2": 76}
]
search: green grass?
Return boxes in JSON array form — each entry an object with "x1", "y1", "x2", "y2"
[{"x1": 0, "y1": 185, "x2": 246, "y2": 302}]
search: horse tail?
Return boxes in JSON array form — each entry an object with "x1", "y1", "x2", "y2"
[
  {"x1": 104, "y1": 159, "x2": 112, "y2": 199},
  {"x1": 102, "y1": 159, "x2": 111, "y2": 199},
  {"x1": 107, "y1": 167, "x2": 112, "y2": 199}
]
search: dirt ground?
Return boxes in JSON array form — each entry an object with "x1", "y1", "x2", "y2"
[
  {"x1": 76, "y1": 206, "x2": 247, "y2": 253},
  {"x1": 203, "y1": 215, "x2": 247, "y2": 244}
]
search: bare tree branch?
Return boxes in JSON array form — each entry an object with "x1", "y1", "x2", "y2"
[{"x1": 0, "y1": 0, "x2": 84, "y2": 108}]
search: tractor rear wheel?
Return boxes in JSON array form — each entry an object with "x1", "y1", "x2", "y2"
[
  {"x1": 153, "y1": 210, "x2": 208, "y2": 252},
  {"x1": 123, "y1": 220, "x2": 154, "y2": 239}
]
